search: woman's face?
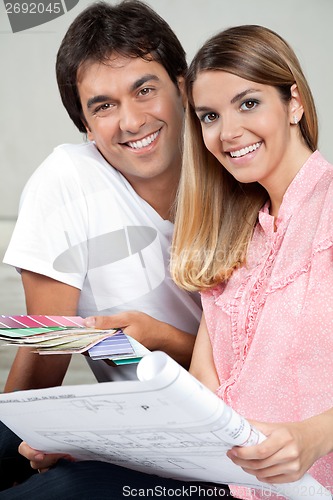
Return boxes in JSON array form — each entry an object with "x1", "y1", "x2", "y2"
[{"x1": 192, "y1": 70, "x2": 306, "y2": 194}]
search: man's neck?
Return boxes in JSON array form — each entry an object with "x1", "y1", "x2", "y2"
[{"x1": 131, "y1": 171, "x2": 180, "y2": 221}]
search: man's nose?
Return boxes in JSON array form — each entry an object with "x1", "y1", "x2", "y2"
[{"x1": 119, "y1": 102, "x2": 146, "y2": 133}]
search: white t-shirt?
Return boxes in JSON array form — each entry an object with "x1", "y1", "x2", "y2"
[{"x1": 4, "y1": 142, "x2": 202, "y2": 381}]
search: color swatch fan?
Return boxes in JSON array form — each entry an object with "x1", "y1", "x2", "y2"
[{"x1": 0, "y1": 315, "x2": 148, "y2": 365}]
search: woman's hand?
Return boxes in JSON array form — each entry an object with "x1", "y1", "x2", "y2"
[
  {"x1": 19, "y1": 441, "x2": 74, "y2": 473},
  {"x1": 227, "y1": 416, "x2": 332, "y2": 484}
]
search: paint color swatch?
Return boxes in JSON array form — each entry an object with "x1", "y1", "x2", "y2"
[
  {"x1": 88, "y1": 332, "x2": 136, "y2": 360},
  {"x1": 0, "y1": 315, "x2": 85, "y2": 329},
  {"x1": 0, "y1": 315, "x2": 146, "y2": 364}
]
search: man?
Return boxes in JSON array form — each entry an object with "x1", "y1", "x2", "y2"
[
  {"x1": 4, "y1": 0, "x2": 201, "y2": 389},
  {"x1": 0, "y1": 1, "x2": 216, "y2": 496}
]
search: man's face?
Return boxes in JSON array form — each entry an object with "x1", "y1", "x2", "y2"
[{"x1": 77, "y1": 54, "x2": 185, "y2": 189}]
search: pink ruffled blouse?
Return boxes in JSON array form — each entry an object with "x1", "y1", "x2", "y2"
[{"x1": 201, "y1": 151, "x2": 333, "y2": 498}]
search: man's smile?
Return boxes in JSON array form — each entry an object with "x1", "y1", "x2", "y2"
[{"x1": 125, "y1": 130, "x2": 161, "y2": 150}]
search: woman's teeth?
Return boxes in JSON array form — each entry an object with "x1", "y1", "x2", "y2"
[{"x1": 229, "y1": 142, "x2": 261, "y2": 158}]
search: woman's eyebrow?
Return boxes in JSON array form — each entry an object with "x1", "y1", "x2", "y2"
[
  {"x1": 230, "y1": 88, "x2": 260, "y2": 104},
  {"x1": 194, "y1": 88, "x2": 261, "y2": 112}
]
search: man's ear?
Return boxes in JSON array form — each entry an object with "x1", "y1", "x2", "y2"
[
  {"x1": 79, "y1": 111, "x2": 93, "y2": 140},
  {"x1": 289, "y1": 83, "x2": 304, "y2": 125},
  {"x1": 86, "y1": 128, "x2": 94, "y2": 141},
  {"x1": 82, "y1": 119, "x2": 93, "y2": 141},
  {"x1": 177, "y1": 76, "x2": 187, "y2": 108}
]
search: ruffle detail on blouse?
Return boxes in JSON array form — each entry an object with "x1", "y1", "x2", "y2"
[
  {"x1": 214, "y1": 275, "x2": 253, "y2": 403},
  {"x1": 265, "y1": 237, "x2": 333, "y2": 294},
  {"x1": 214, "y1": 236, "x2": 333, "y2": 403},
  {"x1": 214, "y1": 230, "x2": 284, "y2": 402}
]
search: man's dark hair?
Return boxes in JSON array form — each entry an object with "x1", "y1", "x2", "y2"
[{"x1": 56, "y1": 0, "x2": 187, "y2": 133}]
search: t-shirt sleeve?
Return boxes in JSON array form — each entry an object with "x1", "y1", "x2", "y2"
[{"x1": 3, "y1": 147, "x2": 89, "y2": 289}]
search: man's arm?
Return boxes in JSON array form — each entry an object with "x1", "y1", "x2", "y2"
[
  {"x1": 17, "y1": 314, "x2": 197, "y2": 468},
  {"x1": 4, "y1": 270, "x2": 80, "y2": 392},
  {"x1": 85, "y1": 312, "x2": 197, "y2": 369}
]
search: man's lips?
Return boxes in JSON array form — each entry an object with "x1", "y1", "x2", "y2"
[{"x1": 125, "y1": 130, "x2": 160, "y2": 150}]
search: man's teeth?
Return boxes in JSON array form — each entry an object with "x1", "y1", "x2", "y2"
[
  {"x1": 127, "y1": 131, "x2": 159, "y2": 150},
  {"x1": 230, "y1": 142, "x2": 261, "y2": 158}
]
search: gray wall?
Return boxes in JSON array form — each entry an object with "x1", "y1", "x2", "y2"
[{"x1": 1, "y1": 0, "x2": 332, "y2": 219}]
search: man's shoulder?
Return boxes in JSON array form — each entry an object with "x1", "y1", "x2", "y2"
[
  {"x1": 32, "y1": 142, "x2": 115, "y2": 181},
  {"x1": 52, "y1": 141, "x2": 101, "y2": 162}
]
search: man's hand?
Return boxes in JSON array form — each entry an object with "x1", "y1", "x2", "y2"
[
  {"x1": 18, "y1": 441, "x2": 75, "y2": 473},
  {"x1": 85, "y1": 311, "x2": 164, "y2": 350},
  {"x1": 84, "y1": 311, "x2": 196, "y2": 368}
]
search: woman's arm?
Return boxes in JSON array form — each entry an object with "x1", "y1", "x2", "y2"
[
  {"x1": 189, "y1": 315, "x2": 333, "y2": 485},
  {"x1": 189, "y1": 313, "x2": 220, "y2": 392},
  {"x1": 227, "y1": 409, "x2": 333, "y2": 484}
]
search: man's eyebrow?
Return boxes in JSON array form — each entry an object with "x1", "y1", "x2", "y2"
[
  {"x1": 86, "y1": 75, "x2": 160, "y2": 110},
  {"x1": 87, "y1": 95, "x2": 112, "y2": 110},
  {"x1": 130, "y1": 74, "x2": 160, "y2": 92}
]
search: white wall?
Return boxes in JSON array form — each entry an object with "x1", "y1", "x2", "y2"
[{"x1": 0, "y1": 0, "x2": 332, "y2": 218}]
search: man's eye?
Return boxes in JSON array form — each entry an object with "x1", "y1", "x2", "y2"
[
  {"x1": 200, "y1": 112, "x2": 218, "y2": 124},
  {"x1": 100, "y1": 103, "x2": 113, "y2": 110},
  {"x1": 240, "y1": 100, "x2": 258, "y2": 111},
  {"x1": 94, "y1": 103, "x2": 113, "y2": 113},
  {"x1": 139, "y1": 88, "x2": 152, "y2": 96}
]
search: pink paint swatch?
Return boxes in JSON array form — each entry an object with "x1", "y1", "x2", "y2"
[{"x1": 0, "y1": 315, "x2": 85, "y2": 329}]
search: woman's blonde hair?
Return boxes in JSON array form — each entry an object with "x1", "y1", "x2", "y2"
[{"x1": 171, "y1": 25, "x2": 318, "y2": 292}]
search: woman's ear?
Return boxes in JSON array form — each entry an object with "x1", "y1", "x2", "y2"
[{"x1": 289, "y1": 83, "x2": 304, "y2": 125}]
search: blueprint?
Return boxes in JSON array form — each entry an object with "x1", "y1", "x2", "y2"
[{"x1": 0, "y1": 351, "x2": 330, "y2": 499}]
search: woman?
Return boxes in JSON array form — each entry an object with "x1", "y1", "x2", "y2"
[{"x1": 171, "y1": 25, "x2": 333, "y2": 499}]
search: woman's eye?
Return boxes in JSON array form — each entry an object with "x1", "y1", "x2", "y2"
[
  {"x1": 201, "y1": 112, "x2": 218, "y2": 124},
  {"x1": 240, "y1": 100, "x2": 258, "y2": 111}
]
